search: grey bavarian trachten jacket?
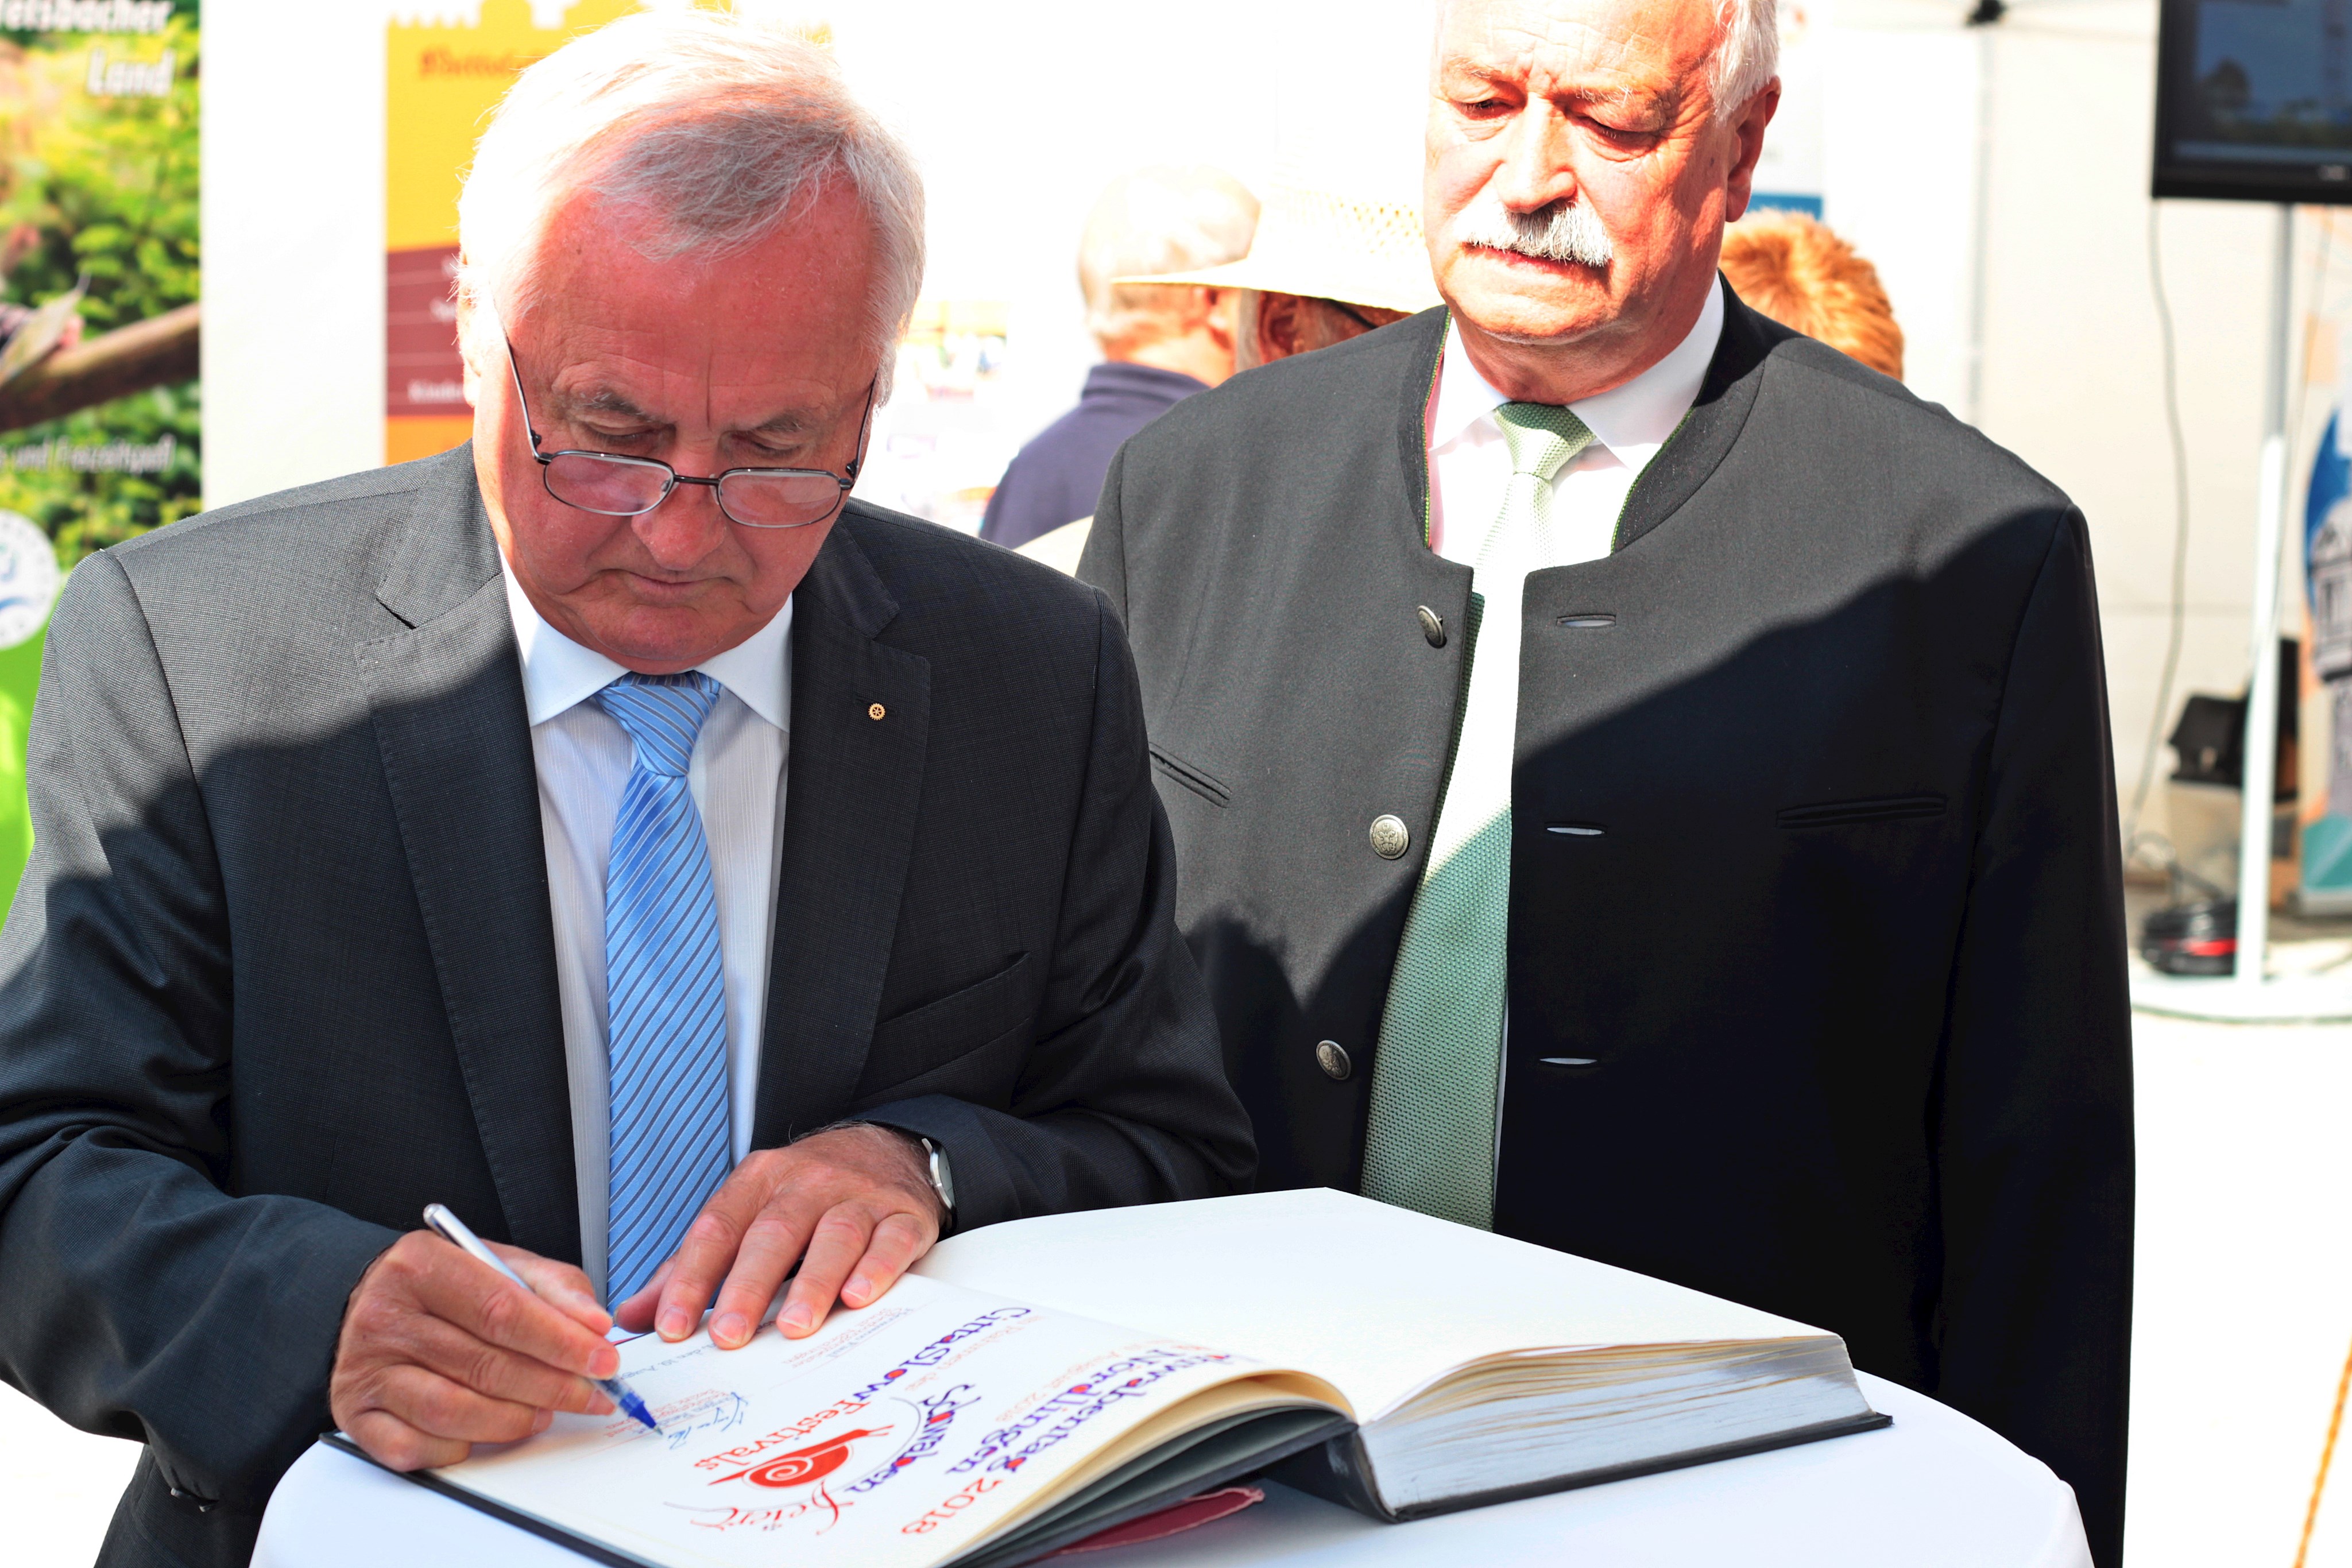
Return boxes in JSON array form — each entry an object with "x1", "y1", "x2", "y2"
[{"x1": 1082, "y1": 282, "x2": 2134, "y2": 1568}]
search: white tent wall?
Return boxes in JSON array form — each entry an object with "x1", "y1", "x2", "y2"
[
  {"x1": 1819, "y1": 19, "x2": 1981, "y2": 415},
  {"x1": 202, "y1": 0, "x2": 385, "y2": 507}
]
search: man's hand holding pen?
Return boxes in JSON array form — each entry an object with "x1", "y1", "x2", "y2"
[{"x1": 331, "y1": 1233, "x2": 618, "y2": 1472}]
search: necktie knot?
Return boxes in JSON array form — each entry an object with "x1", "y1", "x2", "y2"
[
  {"x1": 594, "y1": 672, "x2": 721, "y2": 779},
  {"x1": 1494, "y1": 401, "x2": 1596, "y2": 483}
]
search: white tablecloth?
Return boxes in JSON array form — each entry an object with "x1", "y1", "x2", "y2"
[{"x1": 253, "y1": 1372, "x2": 2088, "y2": 1568}]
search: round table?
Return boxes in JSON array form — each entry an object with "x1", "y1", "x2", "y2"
[{"x1": 253, "y1": 1372, "x2": 2088, "y2": 1568}]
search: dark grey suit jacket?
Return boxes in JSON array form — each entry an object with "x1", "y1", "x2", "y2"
[
  {"x1": 1081, "y1": 287, "x2": 2133, "y2": 1567},
  {"x1": 0, "y1": 446, "x2": 1252, "y2": 1567}
]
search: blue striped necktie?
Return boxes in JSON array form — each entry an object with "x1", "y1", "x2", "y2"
[{"x1": 593, "y1": 671, "x2": 733, "y2": 1306}]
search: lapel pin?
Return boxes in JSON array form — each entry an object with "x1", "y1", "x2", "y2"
[{"x1": 868, "y1": 703, "x2": 886, "y2": 721}]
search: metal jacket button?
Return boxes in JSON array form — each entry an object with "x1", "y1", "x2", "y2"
[
  {"x1": 1369, "y1": 815, "x2": 1410, "y2": 858},
  {"x1": 1316, "y1": 1040, "x2": 1353, "y2": 1079},
  {"x1": 1417, "y1": 605, "x2": 1446, "y2": 647}
]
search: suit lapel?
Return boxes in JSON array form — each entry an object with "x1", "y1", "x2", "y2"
[
  {"x1": 1391, "y1": 306, "x2": 1452, "y2": 549},
  {"x1": 751, "y1": 513, "x2": 931, "y2": 1147},
  {"x1": 1610, "y1": 280, "x2": 1781, "y2": 553},
  {"x1": 355, "y1": 447, "x2": 579, "y2": 1260}
]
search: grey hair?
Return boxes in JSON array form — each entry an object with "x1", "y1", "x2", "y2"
[
  {"x1": 455, "y1": 9, "x2": 924, "y2": 398},
  {"x1": 1077, "y1": 165, "x2": 1259, "y2": 350},
  {"x1": 1710, "y1": 0, "x2": 1780, "y2": 119},
  {"x1": 1432, "y1": 0, "x2": 1779, "y2": 121}
]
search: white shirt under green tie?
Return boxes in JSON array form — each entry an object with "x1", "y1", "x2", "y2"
[{"x1": 1359, "y1": 287, "x2": 1726, "y2": 1229}]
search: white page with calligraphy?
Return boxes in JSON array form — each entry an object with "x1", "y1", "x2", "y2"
[{"x1": 420, "y1": 1273, "x2": 1344, "y2": 1568}]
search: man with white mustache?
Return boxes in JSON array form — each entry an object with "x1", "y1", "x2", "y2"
[
  {"x1": 1454, "y1": 188, "x2": 1616, "y2": 269},
  {"x1": 1079, "y1": 0, "x2": 2132, "y2": 1561}
]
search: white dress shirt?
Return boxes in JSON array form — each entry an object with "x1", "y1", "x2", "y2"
[
  {"x1": 1418, "y1": 288, "x2": 1723, "y2": 1167},
  {"x1": 1427, "y1": 282, "x2": 1724, "y2": 566},
  {"x1": 501, "y1": 563, "x2": 792, "y2": 1300}
]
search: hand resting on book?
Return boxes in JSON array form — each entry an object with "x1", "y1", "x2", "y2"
[{"x1": 615, "y1": 1122, "x2": 948, "y2": 1351}]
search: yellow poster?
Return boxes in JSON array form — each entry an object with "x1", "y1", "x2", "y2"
[{"x1": 384, "y1": 0, "x2": 637, "y2": 466}]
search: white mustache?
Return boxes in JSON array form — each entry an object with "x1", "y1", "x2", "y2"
[{"x1": 1452, "y1": 189, "x2": 1614, "y2": 268}]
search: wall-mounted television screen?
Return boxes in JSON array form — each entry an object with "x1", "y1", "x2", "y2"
[{"x1": 2156, "y1": 0, "x2": 2352, "y2": 204}]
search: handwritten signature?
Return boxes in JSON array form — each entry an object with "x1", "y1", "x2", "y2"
[
  {"x1": 670, "y1": 1481, "x2": 846, "y2": 1535},
  {"x1": 658, "y1": 1391, "x2": 751, "y2": 1450}
]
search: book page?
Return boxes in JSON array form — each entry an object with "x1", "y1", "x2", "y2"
[
  {"x1": 426, "y1": 1273, "x2": 1329, "y2": 1568},
  {"x1": 915, "y1": 1188, "x2": 1835, "y2": 1423}
]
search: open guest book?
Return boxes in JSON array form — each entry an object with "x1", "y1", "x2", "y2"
[{"x1": 327, "y1": 1188, "x2": 1887, "y2": 1568}]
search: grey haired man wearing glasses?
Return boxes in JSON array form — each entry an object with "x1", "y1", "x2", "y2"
[{"x1": 0, "y1": 16, "x2": 1249, "y2": 1566}]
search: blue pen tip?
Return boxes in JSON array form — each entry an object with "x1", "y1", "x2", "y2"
[{"x1": 619, "y1": 1388, "x2": 659, "y2": 1431}]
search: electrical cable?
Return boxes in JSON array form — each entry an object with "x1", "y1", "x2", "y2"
[
  {"x1": 2292, "y1": 1328, "x2": 2352, "y2": 1568},
  {"x1": 2124, "y1": 202, "x2": 2195, "y2": 869}
]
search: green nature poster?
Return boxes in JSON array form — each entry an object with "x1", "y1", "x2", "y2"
[{"x1": 0, "y1": 2, "x2": 198, "y2": 905}]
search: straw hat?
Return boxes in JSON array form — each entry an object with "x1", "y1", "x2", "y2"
[{"x1": 1116, "y1": 177, "x2": 1442, "y2": 318}]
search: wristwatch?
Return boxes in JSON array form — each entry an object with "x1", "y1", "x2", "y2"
[{"x1": 916, "y1": 1135, "x2": 956, "y2": 1228}]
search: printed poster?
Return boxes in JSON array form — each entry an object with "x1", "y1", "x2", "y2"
[
  {"x1": 0, "y1": 0, "x2": 198, "y2": 903},
  {"x1": 2303, "y1": 393, "x2": 2352, "y2": 909},
  {"x1": 386, "y1": 0, "x2": 637, "y2": 467}
]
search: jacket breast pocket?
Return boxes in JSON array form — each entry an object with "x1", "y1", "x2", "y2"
[
  {"x1": 1149, "y1": 744, "x2": 1230, "y2": 808},
  {"x1": 1777, "y1": 793, "x2": 1947, "y2": 830},
  {"x1": 857, "y1": 951, "x2": 1034, "y2": 1099}
]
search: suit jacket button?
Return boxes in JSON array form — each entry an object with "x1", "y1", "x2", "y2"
[
  {"x1": 1369, "y1": 815, "x2": 1410, "y2": 858},
  {"x1": 1316, "y1": 1040, "x2": 1352, "y2": 1079},
  {"x1": 1417, "y1": 605, "x2": 1446, "y2": 647}
]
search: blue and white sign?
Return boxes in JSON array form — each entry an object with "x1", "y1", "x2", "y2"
[{"x1": 0, "y1": 509, "x2": 59, "y2": 651}]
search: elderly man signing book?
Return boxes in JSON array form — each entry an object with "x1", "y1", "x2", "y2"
[{"x1": 0, "y1": 14, "x2": 1251, "y2": 1567}]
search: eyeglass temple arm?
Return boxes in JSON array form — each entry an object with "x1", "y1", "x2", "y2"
[
  {"x1": 843, "y1": 381, "x2": 879, "y2": 486},
  {"x1": 504, "y1": 336, "x2": 548, "y2": 456}
]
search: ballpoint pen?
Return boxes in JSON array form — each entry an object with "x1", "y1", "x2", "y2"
[{"x1": 421, "y1": 1202, "x2": 660, "y2": 1433}]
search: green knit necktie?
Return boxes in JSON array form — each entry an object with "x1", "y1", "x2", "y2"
[{"x1": 1361, "y1": 401, "x2": 1595, "y2": 1229}]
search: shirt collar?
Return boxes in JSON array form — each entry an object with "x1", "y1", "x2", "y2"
[
  {"x1": 500, "y1": 555, "x2": 793, "y2": 731},
  {"x1": 1428, "y1": 280, "x2": 1726, "y2": 474}
]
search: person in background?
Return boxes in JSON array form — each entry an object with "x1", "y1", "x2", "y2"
[
  {"x1": 1016, "y1": 173, "x2": 1442, "y2": 574},
  {"x1": 978, "y1": 166, "x2": 1256, "y2": 551},
  {"x1": 1080, "y1": 0, "x2": 2131, "y2": 1559},
  {"x1": 1717, "y1": 208, "x2": 1904, "y2": 379},
  {"x1": 1156, "y1": 178, "x2": 1441, "y2": 372}
]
